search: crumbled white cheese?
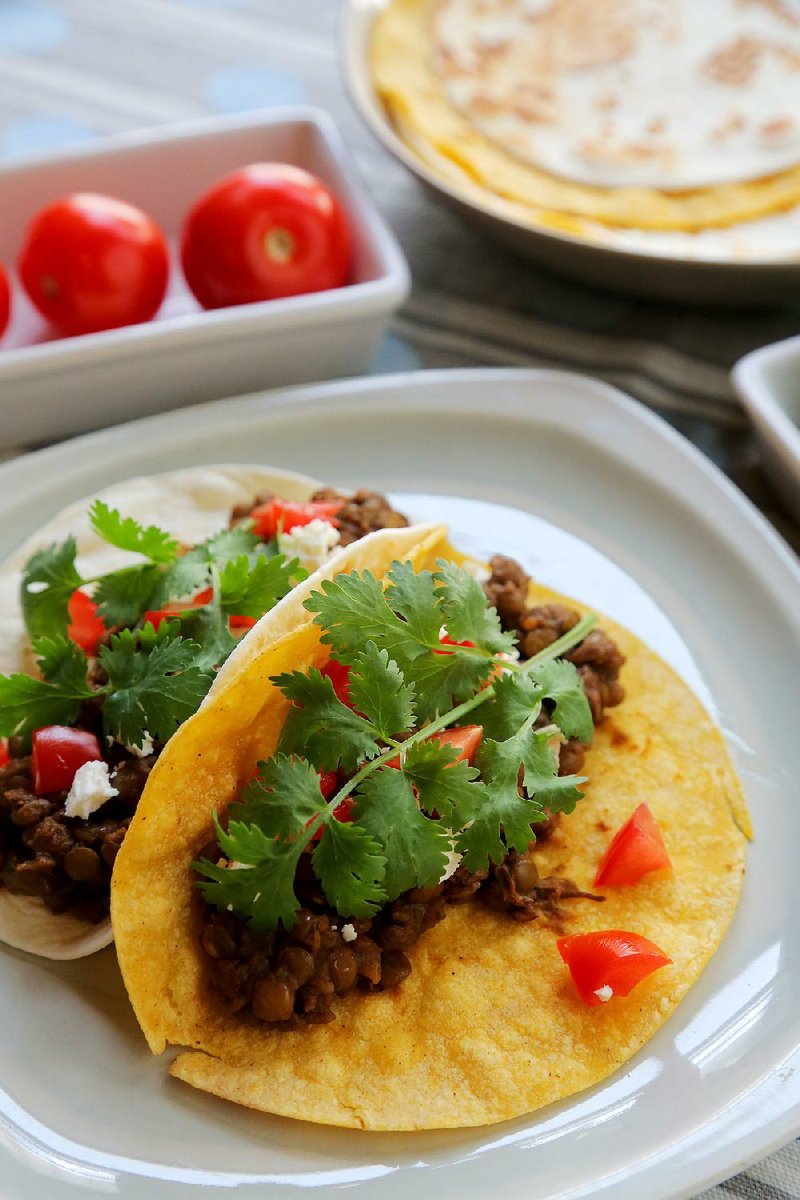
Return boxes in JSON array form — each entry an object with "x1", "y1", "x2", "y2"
[
  {"x1": 63, "y1": 761, "x2": 119, "y2": 820},
  {"x1": 125, "y1": 731, "x2": 154, "y2": 758},
  {"x1": 460, "y1": 559, "x2": 490, "y2": 584},
  {"x1": 439, "y1": 848, "x2": 462, "y2": 883},
  {"x1": 278, "y1": 519, "x2": 341, "y2": 574},
  {"x1": 594, "y1": 985, "x2": 614, "y2": 1003},
  {"x1": 227, "y1": 860, "x2": 254, "y2": 871},
  {"x1": 341, "y1": 923, "x2": 357, "y2": 942}
]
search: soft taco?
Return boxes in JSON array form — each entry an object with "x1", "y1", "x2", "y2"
[
  {"x1": 0, "y1": 465, "x2": 410, "y2": 960},
  {"x1": 111, "y1": 526, "x2": 748, "y2": 1131}
]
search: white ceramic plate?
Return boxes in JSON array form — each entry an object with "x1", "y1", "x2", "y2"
[
  {"x1": 0, "y1": 368, "x2": 798, "y2": 1200},
  {"x1": 343, "y1": 0, "x2": 800, "y2": 305}
]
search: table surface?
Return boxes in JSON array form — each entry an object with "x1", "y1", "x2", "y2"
[{"x1": 0, "y1": 2, "x2": 797, "y2": 1197}]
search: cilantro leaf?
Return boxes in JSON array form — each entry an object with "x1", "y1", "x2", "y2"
[
  {"x1": 204, "y1": 526, "x2": 261, "y2": 565},
  {"x1": 402, "y1": 737, "x2": 487, "y2": 827},
  {"x1": 435, "y1": 560, "x2": 515, "y2": 654},
  {"x1": 32, "y1": 634, "x2": 92, "y2": 692},
  {"x1": 99, "y1": 623, "x2": 212, "y2": 746},
  {"x1": 228, "y1": 755, "x2": 327, "y2": 839},
  {"x1": 196, "y1": 814, "x2": 306, "y2": 932},
  {"x1": 479, "y1": 673, "x2": 543, "y2": 742},
  {"x1": 0, "y1": 673, "x2": 89, "y2": 738},
  {"x1": 347, "y1": 642, "x2": 415, "y2": 741},
  {"x1": 401, "y1": 645, "x2": 494, "y2": 723},
  {"x1": 383, "y1": 562, "x2": 442, "y2": 652},
  {"x1": 177, "y1": 600, "x2": 237, "y2": 673},
  {"x1": 147, "y1": 555, "x2": 210, "y2": 608},
  {"x1": 20, "y1": 537, "x2": 84, "y2": 640},
  {"x1": 354, "y1": 767, "x2": 450, "y2": 899},
  {"x1": 89, "y1": 500, "x2": 179, "y2": 563},
  {"x1": 274, "y1": 667, "x2": 381, "y2": 772},
  {"x1": 312, "y1": 819, "x2": 387, "y2": 918},
  {"x1": 529, "y1": 659, "x2": 594, "y2": 743},
  {"x1": 305, "y1": 570, "x2": 422, "y2": 665},
  {"x1": 219, "y1": 553, "x2": 296, "y2": 620},
  {"x1": 93, "y1": 563, "x2": 162, "y2": 628}
]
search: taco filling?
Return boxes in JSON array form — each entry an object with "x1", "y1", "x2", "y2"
[
  {"x1": 194, "y1": 552, "x2": 624, "y2": 1027},
  {"x1": 0, "y1": 483, "x2": 408, "y2": 931}
]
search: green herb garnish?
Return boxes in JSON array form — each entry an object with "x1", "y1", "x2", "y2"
[
  {"x1": 195, "y1": 560, "x2": 596, "y2": 931},
  {"x1": 8, "y1": 503, "x2": 304, "y2": 749}
]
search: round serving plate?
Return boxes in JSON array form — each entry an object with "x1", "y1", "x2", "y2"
[{"x1": 342, "y1": 0, "x2": 800, "y2": 306}]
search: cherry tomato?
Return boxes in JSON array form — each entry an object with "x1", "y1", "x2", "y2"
[
  {"x1": 0, "y1": 739, "x2": 9, "y2": 769},
  {"x1": 308, "y1": 774, "x2": 353, "y2": 842},
  {"x1": 67, "y1": 589, "x2": 105, "y2": 657},
  {"x1": 250, "y1": 498, "x2": 343, "y2": 541},
  {"x1": 594, "y1": 803, "x2": 671, "y2": 888},
  {"x1": 180, "y1": 163, "x2": 352, "y2": 309},
  {"x1": 32, "y1": 726, "x2": 103, "y2": 795},
  {"x1": 0, "y1": 264, "x2": 11, "y2": 338},
  {"x1": 557, "y1": 930, "x2": 672, "y2": 1007},
  {"x1": 18, "y1": 193, "x2": 169, "y2": 337},
  {"x1": 320, "y1": 659, "x2": 353, "y2": 708}
]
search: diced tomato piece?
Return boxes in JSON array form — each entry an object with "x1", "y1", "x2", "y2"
[
  {"x1": 318, "y1": 770, "x2": 338, "y2": 799},
  {"x1": 433, "y1": 724, "x2": 483, "y2": 766},
  {"x1": 32, "y1": 726, "x2": 103, "y2": 795},
  {"x1": 309, "y1": 775, "x2": 353, "y2": 841},
  {"x1": 144, "y1": 587, "x2": 213, "y2": 630},
  {"x1": 594, "y1": 803, "x2": 672, "y2": 888},
  {"x1": 250, "y1": 499, "x2": 343, "y2": 541},
  {"x1": 67, "y1": 589, "x2": 105, "y2": 656},
  {"x1": 320, "y1": 659, "x2": 353, "y2": 707},
  {"x1": 557, "y1": 930, "x2": 672, "y2": 1007},
  {"x1": 228, "y1": 613, "x2": 258, "y2": 630},
  {"x1": 387, "y1": 724, "x2": 483, "y2": 769},
  {"x1": 0, "y1": 739, "x2": 9, "y2": 769},
  {"x1": 435, "y1": 634, "x2": 475, "y2": 654}
]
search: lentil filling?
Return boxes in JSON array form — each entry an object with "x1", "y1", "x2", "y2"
[{"x1": 198, "y1": 552, "x2": 624, "y2": 1029}]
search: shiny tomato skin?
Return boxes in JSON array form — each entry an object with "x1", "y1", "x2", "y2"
[
  {"x1": 180, "y1": 163, "x2": 352, "y2": 309},
  {"x1": 594, "y1": 803, "x2": 672, "y2": 888},
  {"x1": 387, "y1": 724, "x2": 483, "y2": 770},
  {"x1": 320, "y1": 659, "x2": 353, "y2": 708},
  {"x1": 67, "y1": 589, "x2": 105, "y2": 657},
  {"x1": 32, "y1": 726, "x2": 103, "y2": 795},
  {"x1": 557, "y1": 930, "x2": 672, "y2": 1007},
  {"x1": 0, "y1": 264, "x2": 10, "y2": 337},
  {"x1": 250, "y1": 498, "x2": 343, "y2": 541},
  {"x1": 18, "y1": 193, "x2": 169, "y2": 337}
]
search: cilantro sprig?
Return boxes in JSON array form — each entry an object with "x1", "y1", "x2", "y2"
[
  {"x1": 195, "y1": 560, "x2": 597, "y2": 931},
  {"x1": 10, "y1": 502, "x2": 304, "y2": 749},
  {"x1": 0, "y1": 622, "x2": 212, "y2": 749}
]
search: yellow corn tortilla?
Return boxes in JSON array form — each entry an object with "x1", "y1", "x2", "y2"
[
  {"x1": 372, "y1": 0, "x2": 800, "y2": 233},
  {"x1": 111, "y1": 528, "x2": 748, "y2": 1130},
  {"x1": 0, "y1": 463, "x2": 322, "y2": 961}
]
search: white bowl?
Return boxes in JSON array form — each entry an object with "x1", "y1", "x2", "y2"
[
  {"x1": 733, "y1": 336, "x2": 800, "y2": 521},
  {"x1": 0, "y1": 107, "x2": 409, "y2": 446},
  {"x1": 342, "y1": 0, "x2": 800, "y2": 306}
]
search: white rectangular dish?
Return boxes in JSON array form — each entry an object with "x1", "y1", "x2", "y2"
[
  {"x1": 0, "y1": 108, "x2": 409, "y2": 446},
  {"x1": 733, "y1": 335, "x2": 800, "y2": 522}
]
